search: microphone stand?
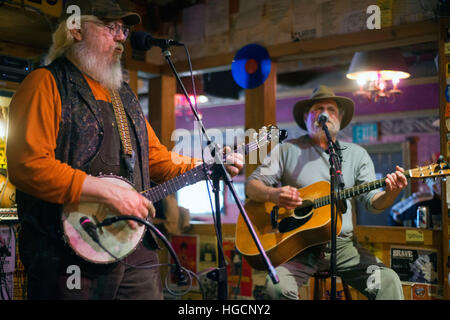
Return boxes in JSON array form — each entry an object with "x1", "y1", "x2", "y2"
[
  {"x1": 320, "y1": 121, "x2": 344, "y2": 300},
  {"x1": 160, "y1": 45, "x2": 279, "y2": 300}
]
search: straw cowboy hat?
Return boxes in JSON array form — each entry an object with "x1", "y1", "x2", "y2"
[{"x1": 293, "y1": 85, "x2": 355, "y2": 131}]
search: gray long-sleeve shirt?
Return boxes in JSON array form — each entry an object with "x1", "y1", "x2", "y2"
[{"x1": 247, "y1": 135, "x2": 383, "y2": 239}]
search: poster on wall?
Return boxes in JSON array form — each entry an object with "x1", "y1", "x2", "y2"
[
  {"x1": 196, "y1": 235, "x2": 219, "y2": 299},
  {"x1": 198, "y1": 235, "x2": 218, "y2": 272},
  {"x1": 390, "y1": 246, "x2": 438, "y2": 284},
  {"x1": 411, "y1": 283, "x2": 430, "y2": 300},
  {"x1": 0, "y1": 226, "x2": 15, "y2": 273},
  {"x1": 0, "y1": 272, "x2": 13, "y2": 300},
  {"x1": 170, "y1": 234, "x2": 198, "y2": 286},
  {"x1": 223, "y1": 239, "x2": 253, "y2": 298},
  {"x1": 0, "y1": 226, "x2": 15, "y2": 300}
]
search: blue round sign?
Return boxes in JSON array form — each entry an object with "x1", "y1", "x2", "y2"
[{"x1": 231, "y1": 44, "x2": 271, "y2": 89}]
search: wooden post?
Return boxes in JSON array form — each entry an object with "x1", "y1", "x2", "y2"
[
  {"x1": 438, "y1": 16, "x2": 450, "y2": 300},
  {"x1": 244, "y1": 63, "x2": 277, "y2": 178},
  {"x1": 127, "y1": 70, "x2": 139, "y2": 97},
  {"x1": 148, "y1": 75, "x2": 176, "y2": 150},
  {"x1": 408, "y1": 136, "x2": 419, "y2": 193}
]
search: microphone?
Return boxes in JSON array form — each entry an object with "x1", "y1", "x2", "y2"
[
  {"x1": 130, "y1": 31, "x2": 184, "y2": 51},
  {"x1": 79, "y1": 216, "x2": 99, "y2": 243},
  {"x1": 316, "y1": 112, "x2": 329, "y2": 127}
]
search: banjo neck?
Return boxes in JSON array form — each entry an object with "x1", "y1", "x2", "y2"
[{"x1": 142, "y1": 163, "x2": 211, "y2": 203}]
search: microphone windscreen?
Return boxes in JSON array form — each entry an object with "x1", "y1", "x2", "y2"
[
  {"x1": 130, "y1": 31, "x2": 151, "y2": 50},
  {"x1": 318, "y1": 112, "x2": 329, "y2": 123}
]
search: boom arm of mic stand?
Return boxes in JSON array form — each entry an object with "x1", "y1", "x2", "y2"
[{"x1": 161, "y1": 47, "x2": 279, "y2": 285}]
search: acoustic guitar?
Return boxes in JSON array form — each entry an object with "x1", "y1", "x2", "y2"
[
  {"x1": 235, "y1": 162, "x2": 450, "y2": 270},
  {"x1": 62, "y1": 126, "x2": 287, "y2": 264}
]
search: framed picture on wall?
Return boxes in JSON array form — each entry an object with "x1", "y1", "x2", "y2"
[{"x1": 390, "y1": 246, "x2": 438, "y2": 285}]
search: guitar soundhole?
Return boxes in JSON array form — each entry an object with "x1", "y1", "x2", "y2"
[
  {"x1": 294, "y1": 200, "x2": 313, "y2": 218},
  {"x1": 278, "y1": 200, "x2": 314, "y2": 233}
]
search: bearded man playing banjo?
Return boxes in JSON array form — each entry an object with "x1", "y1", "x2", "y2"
[{"x1": 6, "y1": 0, "x2": 242, "y2": 300}]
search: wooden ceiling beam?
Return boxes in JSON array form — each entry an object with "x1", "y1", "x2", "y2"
[
  {"x1": 161, "y1": 20, "x2": 438, "y2": 74},
  {"x1": 0, "y1": 41, "x2": 45, "y2": 60},
  {"x1": 0, "y1": 20, "x2": 437, "y2": 77}
]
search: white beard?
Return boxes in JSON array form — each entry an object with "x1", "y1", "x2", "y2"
[
  {"x1": 306, "y1": 118, "x2": 340, "y2": 140},
  {"x1": 66, "y1": 40, "x2": 123, "y2": 91}
]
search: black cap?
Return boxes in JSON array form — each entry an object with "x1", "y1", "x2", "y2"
[{"x1": 64, "y1": 0, "x2": 141, "y2": 26}]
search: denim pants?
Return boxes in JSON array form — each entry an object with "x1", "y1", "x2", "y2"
[{"x1": 264, "y1": 238, "x2": 404, "y2": 300}]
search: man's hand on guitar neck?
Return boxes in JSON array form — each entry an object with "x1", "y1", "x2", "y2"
[
  {"x1": 194, "y1": 146, "x2": 244, "y2": 177},
  {"x1": 224, "y1": 146, "x2": 244, "y2": 177},
  {"x1": 80, "y1": 175, "x2": 155, "y2": 229},
  {"x1": 371, "y1": 165, "x2": 408, "y2": 211}
]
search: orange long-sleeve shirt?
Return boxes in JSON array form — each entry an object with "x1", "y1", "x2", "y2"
[{"x1": 6, "y1": 68, "x2": 197, "y2": 205}]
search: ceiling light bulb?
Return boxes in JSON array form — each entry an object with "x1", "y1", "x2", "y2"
[
  {"x1": 392, "y1": 77, "x2": 400, "y2": 86},
  {"x1": 356, "y1": 76, "x2": 366, "y2": 87},
  {"x1": 197, "y1": 95, "x2": 209, "y2": 104}
]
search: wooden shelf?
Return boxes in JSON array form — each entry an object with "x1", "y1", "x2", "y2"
[{"x1": 354, "y1": 225, "x2": 441, "y2": 246}]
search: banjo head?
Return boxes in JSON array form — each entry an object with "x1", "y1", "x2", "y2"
[{"x1": 62, "y1": 176, "x2": 146, "y2": 264}]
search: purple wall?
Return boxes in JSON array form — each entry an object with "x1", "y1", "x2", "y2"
[
  {"x1": 176, "y1": 83, "x2": 439, "y2": 130},
  {"x1": 337, "y1": 83, "x2": 439, "y2": 116},
  {"x1": 176, "y1": 82, "x2": 439, "y2": 130}
]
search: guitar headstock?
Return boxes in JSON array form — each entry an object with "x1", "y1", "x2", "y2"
[
  {"x1": 231, "y1": 125, "x2": 288, "y2": 156},
  {"x1": 409, "y1": 159, "x2": 450, "y2": 181},
  {"x1": 256, "y1": 125, "x2": 288, "y2": 147}
]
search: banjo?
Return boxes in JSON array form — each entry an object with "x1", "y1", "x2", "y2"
[{"x1": 61, "y1": 126, "x2": 287, "y2": 264}]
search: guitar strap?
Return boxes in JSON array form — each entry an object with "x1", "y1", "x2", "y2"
[
  {"x1": 334, "y1": 140, "x2": 343, "y2": 163},
  {"x1": 109, "y1": 89, "x2": 136, "y2": 180}
]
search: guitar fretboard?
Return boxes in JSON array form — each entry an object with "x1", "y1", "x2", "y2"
[{"x1": 314, "y1": 171, "x2": 412, "y2": 208}]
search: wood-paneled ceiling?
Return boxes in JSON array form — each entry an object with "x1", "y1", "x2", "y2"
[{"x1": 0, "y1": 1, "x2": 440, "y2": 101}]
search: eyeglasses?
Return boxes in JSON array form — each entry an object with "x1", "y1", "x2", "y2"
[{"x1": 93, "y1": 21, "x2": 130, "y2": 38}]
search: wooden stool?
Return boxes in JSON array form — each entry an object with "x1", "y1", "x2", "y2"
[{"x1": 313, "y1": 271, "x2": 352, "y2": 300}]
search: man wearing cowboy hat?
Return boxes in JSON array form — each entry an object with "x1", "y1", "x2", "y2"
[{"x1": 246, "y1": 85, "x2": 407, "y2": 300}]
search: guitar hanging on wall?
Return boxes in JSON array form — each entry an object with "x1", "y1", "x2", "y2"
[{"x1": 235, "y1": 161, "x2": 450, "y2": 270}]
